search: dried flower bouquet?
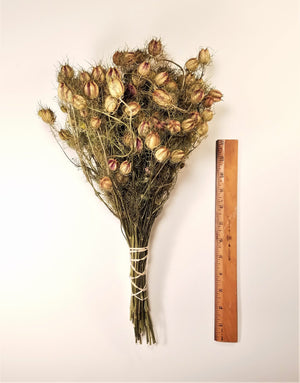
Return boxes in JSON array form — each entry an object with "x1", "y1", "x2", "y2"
[{"x1": 38, "y1": 39, "x2": 222, "y2": 344}]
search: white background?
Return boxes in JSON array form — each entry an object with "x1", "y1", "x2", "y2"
[{"x1": 0, "y1": 0, "x2": 299, "y2": 382}]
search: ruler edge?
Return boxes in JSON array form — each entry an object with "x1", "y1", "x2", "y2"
[{"x1": 214, "y1": 139, "x2": 238, "y2": 343}]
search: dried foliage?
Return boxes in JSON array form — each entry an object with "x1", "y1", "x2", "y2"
[{"x1": 38, "y1": 39, "x2": 222, "y2": 344}]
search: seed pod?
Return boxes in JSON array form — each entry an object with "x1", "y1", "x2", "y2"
[
  {"x1": 166, "y1": 119, "x2": 181, "y2": 134},
  {"x1": 38, "y1": 108, "x2": 56, "y2": 124},
  {"x1": 165, "y1": 81, "x2": 178, "y2": 92},
  {"x1": 170, "y1": 149, "x2": 185, "y2": 163},
  {"x1": 145, "y1": 132, "x2": 160, "y2": 149},
  {"x1": 190, "y1": 87, "x2": 205, "y2": 104},
  {"x1": 60, "y1": 105, "x2": 68, "y2": 113},
  {"x1": 104, "y1": 95, "x2": 119, "y2": 113},
  {"x1": 202, "y1": 109, "x2": 214, "y2": 121},
  {"x1": 90, "y1": 116, "x2": 102, "y2": 129},
  {"x1": 91, "y1": 65, "x2": 105, "y2": 83},
  {"x1": 58, "y1": 129, "x2": 72, "y2": 141},
  {"x1": 148, "y1": 39, "x2": 162, "y2": 56},
  {"x1": 135, "y1": 137, "x2": 143, "y2": 152},
  {"x1": 115, "y1": 173, "x2": 129, "y2": 184},
  {"x1": 208, "y1": 89, "x2": 223, "y2": 102},
  {"x1": 79, "y1": 71, "x2": 91, "y2": 83},
  {"x1": 84, "y1": 81, "x2": 99, "y2": 99},
  {"x1": 182, "y1": 118, "x2": 197, "y2": 132},
  {"x1": 73, "y1": 94, "x2": 87, "y2": 110},
  {"x1": 198, "y1": 48, "x2": 211, "y2": 65},
  {"x1": 185, "y1": 73, "x2": 196, "y2": 86},
  {"x1": 112, "y1": 51, "x2": 122, "y2": 66},
  {"x1": 132, "y1": 73, "x2": 145, "y2": 87},
  {"x1": 124, "y1": 101, "x2": 141, "y2": 116},
  {"x1": 99, "y1": 176, "x2": 113, "y2": 191},
  {"x1": 64, "y1": 88, "x2": 74, "y2": 103},
  {"x1": 120, "y1": 160, "x2": 132, "y2": 175},
  {"x1": 203, "y1": 97, "x2": 214, "y2": 107},
  {"x1": 189, "y1": 111, "x2": 202, "y2": 122},
  {"x1": 107, "y1": 78, "x2": 125, "y2": 98},
  {"x1": 108, "y1": 158, "x2": 118, "y2": 171},
  {"x1": 123, "y1": 132, "x2": 134, "y2": 148},
  {"x1": 155, "y1": 146, "x2": 170, "y2": 162},
  {"x1": 197, "y1": 122, "x2": 209, "y2": 136},
  {"x1": 152, "y1": 89, "x2": 173, "y2": 108},
  {"x1": 154, "y1": 71, "x2": 169, "y2": 86},
  {"x1": 125, "y1": 83, "x2": 137, "y2": 98},
  {"x1": 152, "y1": 117, "x2": 165, "y2": 130},
  {"x1": 58, "y1": 83, "x2": 68, "y2": 101},
  {"x1": 80, "y1": 109, "x2": 88, "y2": 118},
  {"x1": 59, "y1": 64, "x2": 74, "y2": 79},
  {"x1": 106, "y1": 67, "x2": 121, "y2": 82},
  {"x1": 185, "y1": 58, "x2": 200, "y2": 72},
  {"x1": 138, "y1": 121, "x2": 151, "y2": 137},
  {"x1": 138, "y1": 61, "x2": 151, "y2": 76},
  {"x1": 122, "y1": 52, "x2": 136, "y2": 66}
]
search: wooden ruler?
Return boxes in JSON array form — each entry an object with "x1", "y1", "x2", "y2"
[{"x1": 215, "y1": 139, "x2": 238, "y2": 342}]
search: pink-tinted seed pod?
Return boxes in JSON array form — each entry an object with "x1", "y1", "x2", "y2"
[
  {"x1": 79, "y1": 71, "x2": 91, "y2": 83},
  {"x1": 84, "y1": 81, "x2": 99, "y2": 99},
  {"x1": 190, "y1": 88, "x2": 205, "y2": 104},
  {"x1": 166, "y1": 119, "x2": 181, "y2": 134},
  {"x1": 59, "y1": 64, "x2": 74, "y2": 79},
  {"x1": 108, "y1": 78, "x2": 125, "y2": 99},
  {"x1": 148, "y1": 39, "x2": 162, "y2": 56},
  {"x1": 189, "y1": 111, "x2": 202, "y2": 122},
  {"x1": 99, "y1": 176, "x2": 113, "y2": 191},
  {"x1": 203, "y1": 97, "x2": 214, "y2": 108},
  {"x1": 208, "y1": 89, "x2": 223, "y2": 102},
  {"x1": 145, "y1": 132, "x2": 160, "y2": 150},
  {"x1": 106, "y1": 67, "x2": 121, "y2": 82},
  {"x1": 112, "y1": 51, "x2": 122, "y2": 66},
  {"x1": 152, "y1": 89, "x2": 173, "y2": 108},
  {"x1": 155, "y1": 146, "x2": 170, "y2": 162},
  {"x1": 170, "y1": 149, "x2": 185, "y2": 163},
  {"x1": 58, "y1": 83, "x2": 68, "y2": 101},
  {"x1": 91, "y1": 65, "x2": 105, "y2": 83},
  {"x1": 154, "y1": 71, "x2": 169, "y2": 86},
  {"x1": 124, "y1": 101, "x2": 141, "y2": 116},
  {"x1": 125, "y1": 83, "x2": 137, "y2": 98},
  {"x1": 135, "y1": 137, "x2": 143, "y2": 152},
  {"x1": 108, "y1": 158, "x2": 118, "y2": 171},
  {"x1": 104, "y1": 96, "x2": 119, "y2": 113},
  {"x1": 90, "y1": 116, "x2": 102, "y2": 129},
  {"x1": 182, "y1": 118, "x2": 197, "y2": 132},
  {"x1": 73, "y1": 94, "x2": 87, "y2": 110},
  {"x1": 185, "y1": 58, "x2": 200, "y2": 72},
  {"x1": 120, "y1": 160, "x2": 132, "y2": 175},
  {"x1": 198, "y1": 48, "x2": 211, "y2": 65},
  {"x1": 138, "y1": 61, "x2": 151, "y2": 76},
  {"x1": 138, "y1": 121, "x2": 151, "y2": 137}
]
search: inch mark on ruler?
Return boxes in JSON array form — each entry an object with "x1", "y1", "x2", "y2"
[{"x1": 215, "y1": 139, "x2": 238, "y2": 342}]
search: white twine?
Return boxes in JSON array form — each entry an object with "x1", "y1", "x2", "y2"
[{"x1": 129, "y1": 247, "x2": 148, "y2": 301}]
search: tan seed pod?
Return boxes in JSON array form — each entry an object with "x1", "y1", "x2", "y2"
[
  {"x1": 145, "y1": 132, "x2": 160, "y2": 149},
  {"x1": 189, "y1": 111, "x2": 202, "y2": 122},
  {"x1": 107, "y1": 78, "x2": 125, "y2": 98},
  {"x1": 166, "y1": 119, "x2": 181, "y2": 134},
  {"x1": 152, "y1": 89, "x2": 173, "y2": 108},
  {"x1": 208, "y1": 89, "x2": 223, "y2": 102},
  {"x1": 154, "y1": 71, "x2": 169, "y2": 86},
  {"x1": 38, "y1": 108, "x2": 56, "y2": 124},
  {"x1": 190, "y1": 87, "x2": 205, "y2": 104},
  {"x1": 64, "y1": 88, "x2": 74, "y2": 103},
  {"x1": 165, "y1": 81, "x2": 178, "y2": 92},
  {"x1": 137, "y1": 61, "x2": 151, "y2": 77},
  {"x1": 58, "y1": 83, "x2": 68, "y2": 101},
  {"x1": 58, "y1": 129, "x2": 72, "y2": 141},
  {"x1": 115, "y1": 172, "x2": 128, "y2": 184},
  {"x1": 104, "y1": 95, "x2": 119, "y2": 113},
  {"x1": 202, "y1": 109, "x2": 214, "y2": 121},
  {"x1": 108, "y1": 158, "x2": 118, "y2": 171},
  {"x1": 198, "y1": 48, "x2": 211, "y2": 65},
  {"x1": 90, "y1": 116, "x2": 102, "y2": 129},
  {"x1": 148, "y1": 39, "x2": 162, "y2": 56},
  {"x1": 185, "y1": 58, "x2": 200, "y2": 72},
  {"x1": 84, "y1": 81, "x2": 99, "y2": 99},
  {"x1": 182, "y1": 118, "x2": 197, "y2": 132},
  {"x1": 138, "y1": 120, "x2": 151, "y2": 137},
  {"x1": 132, "y1": 73, "x2": 145, "y2": 87},
  {"x1": 59, "y1": 64, "x2": 74, "y2": 79},
  {"x1": 155, "y1": 146, "x2": 170, "y2": 162},
  {"x1": 122, "y1": 52, "x2": 136, "y2": 66},
  {"x1": 73, "y1": 94, "x2": 87, "y2": 110},
  {"x1": 91, "y1": 65, "x2": 105, "y2": 83},
  {"x1": 185, "y1": 73, "x2": 196, "y2": 86},
  {"x1": 99, "y1": 176, "x2": 113, "y2": 191},
  {"x1": 124, "y1": 101, "x2": 141, "y2": 116},
  {"x1": 120, "y1": 160, "x2": 132, "y2": 175},
  {"x1": 79, "y1": 71, "x2": 91, "y2": 83},
  {"x1": 170, "y1": 149, "x2": 185, "y2": 163},
  {"x1": 112, "y1": 51, "x2": 122, "y2": 66},
  {"x1": 197, "y1": 122, "x2": 209, "y2": 136},
  {"x1": 123, "y1": 132, "x2": 134, "y2": 148}
]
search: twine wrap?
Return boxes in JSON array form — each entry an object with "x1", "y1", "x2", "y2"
[{"x1": 129, "y1": 246, "x2": 149, "y2": 301}]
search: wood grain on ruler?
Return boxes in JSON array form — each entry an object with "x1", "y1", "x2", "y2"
[{"x1": 215, "y1": 139, "x2": 238, "y2": 342}]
